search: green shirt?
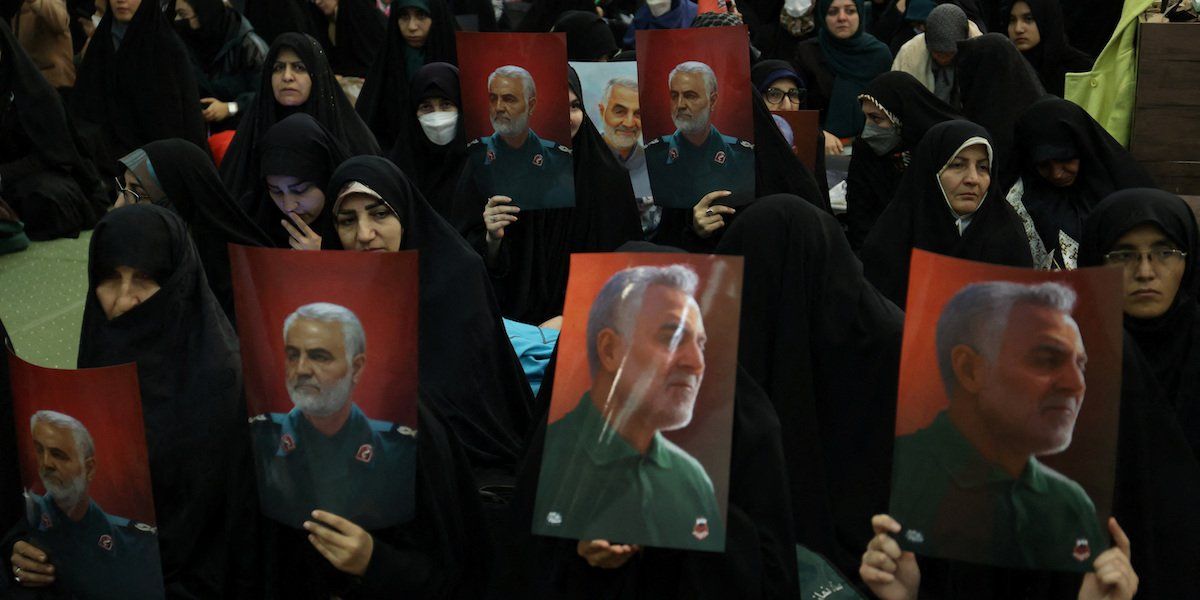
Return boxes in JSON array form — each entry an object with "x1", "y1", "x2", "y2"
[
  {"x1": 533, "y1": 392, "x2": 725, "y2": 551},
  {"x1": 644, "y1": 124, "x2": 754, "y2": 209},
  {"x1": 890, "y1": 411, "x2": 1106, "y2": 572},
  {"x1": 462, "y1": 129, "x2": 574, "y2": 210}
]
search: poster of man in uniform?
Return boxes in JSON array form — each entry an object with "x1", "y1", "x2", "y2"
[
  {"x1": 636, "y1": 27, "x2": 755, "y2": 209},
  {"x1": 571, "y1": 61, "x2": 652, "y2": 203},
  {"x1": 230, "y1": 246, "x2": 419, "y2": 530},
  {"x1": 5, "y1": 349, "x2": 164, "y2": 599},
  {"x1": 533, "y1": 253, "x2": 742, "y2": 552},
  {"x1": 889, "y1": 250, "x2": 1124, "y2": 572},
  {"x1": 456, "y1": 32, "x2": 575, "y2": 210}
]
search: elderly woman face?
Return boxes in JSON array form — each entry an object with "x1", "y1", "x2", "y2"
[
  {"x1": 95, "y1": 265, "x2": 161, "y2": 320},
  {"x1": 939, "y1": 144, "x2": 991, "y2": 216}
]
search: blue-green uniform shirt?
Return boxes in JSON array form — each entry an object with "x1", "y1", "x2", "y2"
[
  {"x1": 23, "y1": 493, "x2": 163, "y2": 599},
  {"x1": 533, "y1": 392, "x2": 725, "y2": 551},
  {"x1": 250, "y1": 403, "x2": 418, "y2": 530},
  {"x1": 644, "y1": 125, "x2": 754, "y2": 209},
  {"x1": 890, "y1": 411, "x2": 1106, "y2": 572},
  {"x1": 462, "y1": 129, "x2": 574, "y2": 210}
]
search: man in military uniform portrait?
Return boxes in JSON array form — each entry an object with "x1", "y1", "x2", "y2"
[
  {"x1": 462, "y1": 65, "x2": 574, "y2": 210},
  {"x1": 6, "y1": 411, "x2": 163, "y2": 599},
  {"x1": 890, "y1": 281, "x2": 1106, "y2": 572},
  {"x1": 534, "y1": 264, "x2": 725, "y2": 551},
  {"x1": 250, "y1": 302, "x2": 417, "y2": 530},
  {"x1": 644, "y1": 61, "x2": 754, "y2": 209}
]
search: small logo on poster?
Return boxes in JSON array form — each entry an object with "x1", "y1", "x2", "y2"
[
  {"x1": 1073, "y1": 538, "x2": 1091, "y2": 562},
  {"x1": 486, "y1": 149, "x2": 496, "y2": 163},
  {"x1": 98, "y1": 534, "x2": 113, "y2": 551},
  {"x1": 546, "y1": 511, "x2": 562, "y2": 526},
  {"x1": 532, "y1": 154, "x2": 544, "y2": 167},
  {"x1": 668, "y1": 147, "x2": 679, "y2": 161},
  {"x1": 40, "y1": 513, "x2": 52, "y2": 530},
  {"x1": 356, "y1": 444, "x2": 374, "y2": 463},
  {"x1": 714, "y1": 151, "x2": 726, "y2": 165},
  {"x1": 280, "y1": 434, "x2": 295, "y2": 454},
  {"x1": 905, "y1": 529, "x2": 924, "y2": 544},
  {"x1": 692, "y1": 517, "x2": 709, "y2": 540}
]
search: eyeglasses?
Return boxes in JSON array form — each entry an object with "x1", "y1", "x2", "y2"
[
  {"x1": 1103, "y1": 248, "x2": 1188, "y2": 269},
  {"x1": 114, "y1": 177, "x2": 144, "y2": 205},
  {"x1": 765, "y1": 87, "x2": 804, "y2": 105}
]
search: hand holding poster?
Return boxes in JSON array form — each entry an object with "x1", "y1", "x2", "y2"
[
  {"x1": 636, "y1": 27, "x2": 755, "y2": 209},
  {"x1": 230, "y1": 246, "x2": 419, "y2": 530},
  {"x1": 7, "y1": 350, "x2": 164, "y2": 599},
  {"x1": 456, "y1": 32, "x2": 575, "y2": 210},
  {"x1": 533, "y1": 253, "x2": 742, "y2": 552},
  {"x1": 889, "y1": 250, "x2": 1123, "y2": 572}
]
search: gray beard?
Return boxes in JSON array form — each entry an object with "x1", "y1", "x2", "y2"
[
  {"x1": 491, "y1": 110, "x2": 531, "y2": 138},
  {"x1": 41, "y1": 470, "x2": 87, "y2": 514},
  {"x1": 672, "y1": 106, "x2": 711, "y2": 137},
  {"x1": 288, "y1": 373, "x2": 354, "y2": 417},
  {"x1": 603, "y1": 124, "x2": 640, "y2": 151}
]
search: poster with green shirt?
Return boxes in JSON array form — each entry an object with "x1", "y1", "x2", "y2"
[{"x1": 533, "y1": 253, "x2": 743, "y2": 551}]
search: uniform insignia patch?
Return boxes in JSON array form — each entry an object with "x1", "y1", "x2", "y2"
[
  {"x1": 486, "y1": 149, "x2": 495, "y2": 163},
  {"x1": 98, "y1": 534, "x2": 113, "y2": 551},
  {"x1": 40, "y1": 513, "x2": 52, "y2": 530},
  {"x1": 280, "y1": 434, "x2": 295, "y2": 453},
  {"x1": 905, "y1": 529, "x2": 924, "y2": 544},
  {"x1": 546, "y1": 511, "x2": 562, "y2": 525},
  {"x1": 1073, "y1": 538, "x2": 1091, "y2": 562},
  {"x1": 692, "y1": 517, "x2": 709, "y2": 540},
  {"x1": 558, "y1": 145, "x2": 572, "y2": 154},
  {"x1": 668, "y1": 148, "x2": 679, "y2": 160},
  {"x1": 398, "y1": 425, "x2": 417, "y2": 438},
  {"x1": 134, "y1": 523, "x2": 156, "y2": 534},
  {"x1": 533, "y1": 154, "x2": 544, "y2": 167},
  {"x1": 739, "y1": 140, "x2": 753, "y2": 149},
  {"x1": 714, "y1": 151, "x2": 726, "y2": 165},
  {"x1": 356, "y1": 444, "x2": 374, "y2": 463}
]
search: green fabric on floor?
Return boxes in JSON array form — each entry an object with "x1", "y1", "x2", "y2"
[{"x1": 0, "y1": 232, "x2": 91, "y2": 368}]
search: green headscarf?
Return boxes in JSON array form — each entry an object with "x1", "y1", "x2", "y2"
[{"x1": 816, "y1": 0, "x2": 892, "y2": 137}]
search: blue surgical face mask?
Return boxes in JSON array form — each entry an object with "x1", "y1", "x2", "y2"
[{"x1": 860, "y1": 121, "x2": 901, "y2": 156}]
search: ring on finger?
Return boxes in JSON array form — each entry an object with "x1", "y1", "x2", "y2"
[
  {"x1": 704, "y1": 208, "x2": 714, "y2": 216},
  {"x1": 13, "y1": 566, "x2": 20, "y2": 576}
]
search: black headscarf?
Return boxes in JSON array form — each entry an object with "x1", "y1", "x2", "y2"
[
  {"x1": 0, "y1": 20, "x2": 106, "y2": 237},
  {"x1": 69, "y1": 0, "x2": 209, "y2": 176},
  {"x1": 139, "y1": 138, "x2": 274, "y2": 320},
  {"x1": 382, "y1": 63, "x2": 467, "y2": 219},
  {"x1": 1008, "y1": 97, "x2": 1154, "y2": 266},
  {"x1": 450, "y1": 69, "x2": 642, "y2": 324},
  {"x1": 1079, "y1": 189, "x2": 1200, "y2": 457},
  {"x1": 242, "y1": 0, "x2": 320, "y2": 45},
  {"x1": 860, "y1": 120, "x2": 1033, "y2": 308},
  {"x1": 1002, "y1": 0, "x2": 1093, "y2": 97},
  {"x1": 716, "y1": 194, "x2": 904, "y2": 579},
  {"x1": 552, "y1": 10, "x2": 619, "y2": 60},
  {"x1": 953, "y1": 32, "x2": 1046, "y2": 167},
  {"x1": 309, "y1": 0, "x2": 387, "y2": 78},
  {"x1": 356, "y1": 0, "x2": 459, "y2": 153},
  {"x1": 173, "y1": 0, "x2": 236, "y2": 65},
  {"x1": 219, "y1": 33, "x2": 380, "y2": 204},
  {"x1": 250, "y1": 113, "x2": 349, "y2": 249},
  {"x1": 77, "y1": 205, "x2": 250, "y2": 597},
  {"x1": 846, "y1": 71, "x2": 961, "y2": 249},
  {"x1": 326, "y1": 156, "x2": 534, "y2": 475}
]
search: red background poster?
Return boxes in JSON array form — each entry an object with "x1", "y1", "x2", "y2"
[
  {"x1": 8, "y1": 351, "x2": 157, "y2": 526},
  {"x1": 229, "y1": 246, "x2": 419, "y2": 426},
  {"x1": 456, "y1": 32, "x2": 572, "y2": 148}
]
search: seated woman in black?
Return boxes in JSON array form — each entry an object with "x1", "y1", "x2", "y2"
[{"x1": 173, "y1": 0, "x2": 270, "y2": 132}]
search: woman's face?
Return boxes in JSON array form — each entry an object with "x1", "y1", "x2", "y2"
[
  {"x1": 399, "y1": 7, "x2": 432, "y2": 48},
  {"x1": 174, "y1": 0, "x2": 200, "y2": 30},
  {"x1": 111, "y1": 0, "x2": 142, "y2": 23},
  {"x1": 939, "y1": 143, "x2": 991, "y2": 216},
  {"x1": 1036, "y1": 158, "x2": 1079, "y2": 188},
  {"x1": 569, "y1": 89, "x2": 583, "y2": 139},
  {"x1": 95, "y1": 265, "x2": 160, "y2": 320},
  {"x1": 765, "y1": 77, "x2": 802, "y2": 111},
  {"x1": 825, "y1": 0, "x2": 860, "y2": 40},
  {"x1": 1107, "y1": 223, "x2": 1188, "y2": 319},
  {"x1": 416, "y1": 95, "x2": 457, "y2": 116},
  {"x1": 114, "y1": 171, "x2": 150, "y2": 208},
  {"x1": 336, "y1": 195, "x2": 403, "y2": 252},
  {"x1": 271, "y1": 48, "x2": 313, "y2": 107},
  {"x1": 266, "y1": 175, "x2": 325, "y2": 224},
  {"x1": 1008, "y1": 1, "x2": 1041, "y2": 51},
  {"x1": 861, "y1": 100, "x2": 895, "y2": 129}
]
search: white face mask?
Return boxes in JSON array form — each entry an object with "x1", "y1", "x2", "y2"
[
  {"x1": 646, "y1": 0, "x2": 672, "y2": 17},
  {"x1": 419, "y1": 111, "x2": 458, "y2": 146},
  {"x1": 784, "y1": 0, "x2": 813, "y2": 18}
]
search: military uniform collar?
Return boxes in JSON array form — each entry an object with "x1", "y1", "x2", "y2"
[
  {"x1": 287, "y1": 402, "x2": 372, "y2": 448},
  {"x1": 490, "y1": 128, "x2": 542, "y2": 153},
  {"x1": 926, "y1": 412, "x2": 1048, "y2": 493},
  {"x1": 573, "y1": 392, "x2": 672, "y2": 468},
  {"x1": 42, "y1": 496, "x2": 115, "y2": 536}
]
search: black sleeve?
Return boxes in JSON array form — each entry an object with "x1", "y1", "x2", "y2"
[{"x1": 350, "y1": 534, "x2": 441, "y2": 599}]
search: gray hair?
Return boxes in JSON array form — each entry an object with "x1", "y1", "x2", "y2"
[
  {"x1": 488, "y1": 65, "x2": 537, "y2": 101},
  {"x1": 668, "y1": 61, "x2": 717, "y2": 96},
  {"x1": 586, "y1": 264, "x2": 700, "y2": 378},
  {"x1": 283, "y1": 302, "x2": 366, "y2": 362},
  {"x1": 935, "y1": 281, "x2": 1078, "y2": 398},
  {"x1": 30, "y1": 411, "x2": 95, "y2": 460},
  {"x1": 601, "y1": 77, "x2": 639, "y2": 108}
]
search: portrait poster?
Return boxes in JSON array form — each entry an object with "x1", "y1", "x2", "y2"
[
  {"x1": 230, "y1": 246, "x2": 419, "y2": 530},
  {"x1": 696, "y1": 0, "x2": 736, "y2": 13},
  {"x1": 532, "y1": 253, "x2": 742, "y2": 552},
  {"x1": 456, "y1": 32, "x2": 575, "y2": 210},
  {"x1": 770, "y1": 110, "x2": 820, "y2": 174},
  {"x1": 890, "y1": 250, "x2": 1124, "y2": 572},
  {"x1": 636, "y1": 27, "x2": 754, "y2": 209},
  {"x1": 571, "y1": 61, "x2": 652, "y2": 200},
  {"x1": 7, "y1": 349, "x2": 164, "y2": 599}
]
